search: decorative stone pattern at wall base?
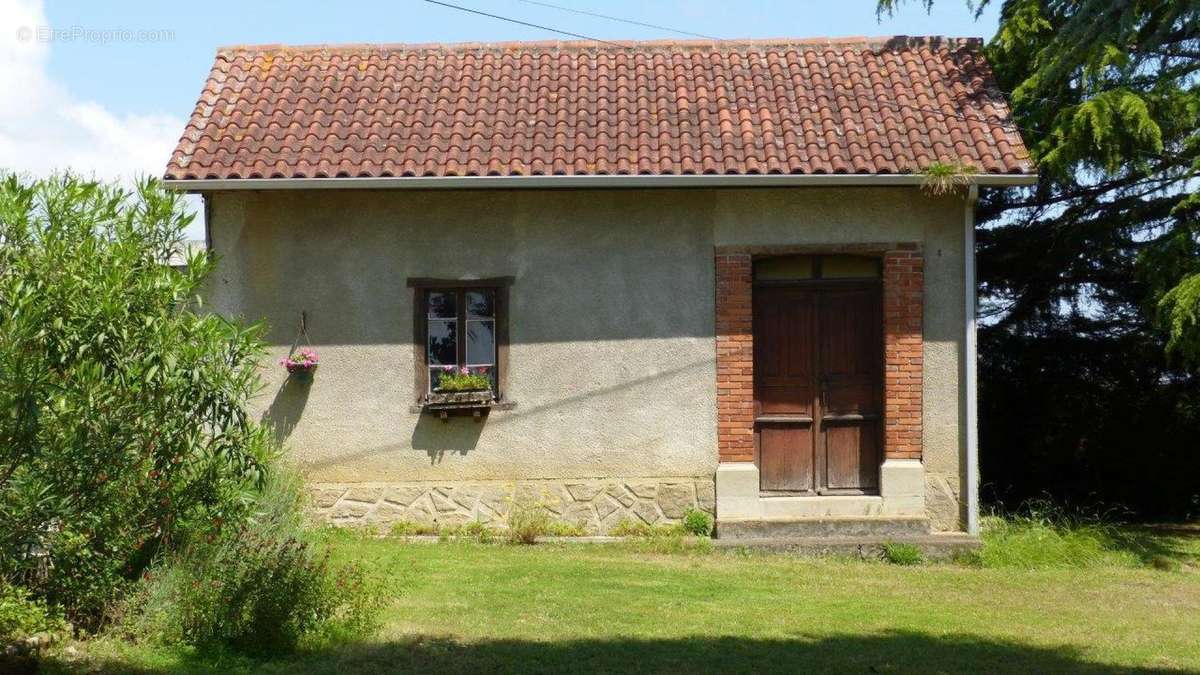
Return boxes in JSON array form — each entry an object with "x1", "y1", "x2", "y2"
[{"x1": 310, "y1": 477, "x2": 715, "y2": 534}]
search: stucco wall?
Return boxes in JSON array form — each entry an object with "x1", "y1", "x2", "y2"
[{"x1": 206, "y1": 187, "x2": 967, "y2": 529}]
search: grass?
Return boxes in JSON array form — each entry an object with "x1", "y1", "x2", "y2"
[{"x1": 39, "y1": 523, "x2": 1200, "y2": 674}]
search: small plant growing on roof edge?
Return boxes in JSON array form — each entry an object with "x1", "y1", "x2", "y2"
[
  {"x1": 280, "y1": 348, "x2": 319, "y2": 382},
  {"x1": 919, "y1": 159, "x2": 978, "y2": 196},
  {"x1": 435, "y1": 366, "x2": 492, "y2": 392}
]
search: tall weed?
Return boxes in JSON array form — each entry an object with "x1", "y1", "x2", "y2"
[{"x1": 976, "y1": 500, "x2": 1142, "y2": 569}]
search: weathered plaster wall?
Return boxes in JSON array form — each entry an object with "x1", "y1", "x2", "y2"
[{"x1": 207, "y1": 187, "x2": 967, "y2": 530}]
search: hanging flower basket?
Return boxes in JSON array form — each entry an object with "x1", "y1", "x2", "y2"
[{"x1": 281, "y1": 348, "x2": 319, "y2": 383}]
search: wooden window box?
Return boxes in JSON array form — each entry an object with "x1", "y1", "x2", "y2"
[{"x1": 421, "y1": 390, "x2": 494, "y2": 421}]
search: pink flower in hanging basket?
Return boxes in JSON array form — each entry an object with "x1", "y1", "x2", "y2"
[{"x1": 280, "y1": 348, "x2": 319, "y2": 374}]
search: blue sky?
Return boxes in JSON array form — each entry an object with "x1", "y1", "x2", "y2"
[
  {"x1": 41, "y1": 0, "x2": 999, "y2": 121},
  {"x1": 3, "y1": 0, "x2": 999, "y2": 238}
]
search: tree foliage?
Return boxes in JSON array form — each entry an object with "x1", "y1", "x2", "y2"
[
  {"x1": 0, "y1": 174, "x2": 272, "y2": 625},
  {"x1": 880, "y1": 0, "x2": 1200, "y2": 517}
]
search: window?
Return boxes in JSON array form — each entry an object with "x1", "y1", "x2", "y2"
[
  {"x1": 426, "y1": 288, "x2": 497, "y2": 392},
  {"x1": 409, "y1": 278, "x2": 511, "y2": 402},
  {"x1": 754, "y1": 255, "x2": 881, "y2": 282}
]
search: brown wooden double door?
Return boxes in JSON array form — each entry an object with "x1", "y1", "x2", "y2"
[{"x1": 754, "y1": 282, "x2": 883, "y2": 494}]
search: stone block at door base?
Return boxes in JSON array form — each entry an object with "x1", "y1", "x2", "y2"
[
  {"x1": 714, "y1": 460, "x2": 932, "y2": 523},
  {"x1": 715, "y1": 462, "x2": 761, "y2": 519},
  {"x1": 880, "y1": 458, "x2": 924, "y2": 497}
]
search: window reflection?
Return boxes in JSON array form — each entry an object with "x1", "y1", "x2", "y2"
[
  {"x1": 467, "y1": 290, "x2": 494, "y2": 318},
  {"x1": 467, "y1": 319, "x2": 495, "y2": 365},
  {"x1": 427, "y1": 318, "x2": 456, "y2": 365},
  {"x1": 428, "y1": 291, "x2": 456, "y2": 318}
]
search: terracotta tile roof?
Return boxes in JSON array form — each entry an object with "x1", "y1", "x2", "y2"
[{"x1": 164, "y1": 36, "x2": 1033, "y2": 181}]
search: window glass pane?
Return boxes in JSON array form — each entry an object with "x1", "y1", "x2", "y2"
[
  {"x1": 467, "y1": 290, "x2": 494, "y2": 318},
  {"x1": 427, "y1": 318, "x2": 457, "y2": 365},
  {"x1": 428, "y1": 291, "x2": 456, "y2": 318},
  {"x1": 822, "y1": 255, "x2": 881, "y2": 278},
  {"x1": 755, "y1": 255, "x2": 814, "y2": 281},
  {"x1": 467, "y1": 319, "x2": 495, "y2": 365}
]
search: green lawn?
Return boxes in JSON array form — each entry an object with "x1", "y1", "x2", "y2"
[{"x1": 46, "y1": 531, "x2": 1200, "y2": 674}]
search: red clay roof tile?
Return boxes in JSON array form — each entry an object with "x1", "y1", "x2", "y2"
[{"x1": 165, "y1": 36, "x2": 1033, "y2": 181}]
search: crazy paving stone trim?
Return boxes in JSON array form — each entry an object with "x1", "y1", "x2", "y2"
[{"x1": 310, "y1": 478, "x2": 716, "y2": 534}]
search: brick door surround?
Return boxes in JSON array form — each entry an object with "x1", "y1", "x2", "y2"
[{"x1": 714, "y1": 245, "x2": 924, "y2": 464}]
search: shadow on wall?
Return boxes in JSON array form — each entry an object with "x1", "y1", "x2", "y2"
[
  {"x1": 411, "y1": 414, "x2": 486, "y2": 462},
  {"x1": 38, "y1": 632, "x2": 1182, "y2": 674},
  {"x1": 302, "y1": 355, "x2": 714, "y2": 472},
  {"x1": 261, "y1": 376, "x2": 311, "y2": 443}
]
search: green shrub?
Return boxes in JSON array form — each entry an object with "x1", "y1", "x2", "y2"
[
  {"x1": 681, "y1": 509, "x2": 714, "y2": 537},
  {"x1": 122, "y1": 472, "x2": 379, "y2": 652},
  {"x1": 1, "y1": 581, "x2": 67, "y2": 646},
  {"x1": 0, "y1": 174, "x2": 270, "y2": 626},
  {"x1": 506, "y1": 500, "x2": 552, "y2": 545}
]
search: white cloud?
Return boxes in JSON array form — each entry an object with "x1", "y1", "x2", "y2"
[{"x1": 0, "y1": 0, "x2": 201, "y2": 237}]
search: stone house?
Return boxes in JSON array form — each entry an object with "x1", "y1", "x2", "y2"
[{"x1": 164, "y1": 37, "x2": 1034, "y2": 537}]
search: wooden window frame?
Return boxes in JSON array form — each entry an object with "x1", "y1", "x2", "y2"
[
  {"x1": 408, "y1": 277, "x2": 512, "y2": 405},
  {"x1": 752, "y1": 254, "x2": 883, "y2": 286}
]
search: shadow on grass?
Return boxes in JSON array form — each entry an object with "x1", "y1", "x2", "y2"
[
  {"x1": 42, "y1": 631, "x2": 1189, "y2": 675},
  {"x1": 1106, "y1": 524, "x2": 1200, "y2": 568}
]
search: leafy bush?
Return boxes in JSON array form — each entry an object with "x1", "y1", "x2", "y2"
[
  {"x1": 681, "y1": 509, "x2": 714, "y2": 537},
  {"x1": 122, "y1": 471, "x2": 379, "y2": 652},
  {"x1": 881, "y1": 542, "x2": 924, "y2": 566},
  {"x1": 0, "y1": 174, "x2": 272, "y2": 626},
  {"x1": 1, "y1": 581, "x2": 67, "y2": 646}
]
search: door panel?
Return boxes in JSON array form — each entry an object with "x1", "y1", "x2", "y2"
[
  {"x1": 754, "y1": 280, "x2": 883, "y2": 494},
  {"x1": 754, "y1": 288, "x2": 816, "y2": 416},
  {"x1": 817, "y1": 287, "x2": 882, "y2": 492},
  {"x1": 759, "y1": 423, "x2": 814, "y2": 491},
  {"x1": 754, "y1": 287, "x2": 818, "y2": 492},
  {"x1": 823, "y1": 421, "x2": 881, "y2": 490}
]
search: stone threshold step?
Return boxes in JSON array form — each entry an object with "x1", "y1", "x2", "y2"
[
  {"x1": 716, "y1": 516, "x2": 931, "y2": 540},
  {"x1": 712, "y1": 533, "x2": 981, "y2": 560}
]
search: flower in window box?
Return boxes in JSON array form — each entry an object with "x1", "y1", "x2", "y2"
[
  {"x1": 434, "y1": 365, "x2": 492, "y2": 393},
  {"x1": 280, "y1": 348, "x2": 319, "y2": 383}
]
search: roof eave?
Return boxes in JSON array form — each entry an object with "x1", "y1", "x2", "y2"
[{"x1": 163, "y1": 173, "x2": 1038, "y2": 192}]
